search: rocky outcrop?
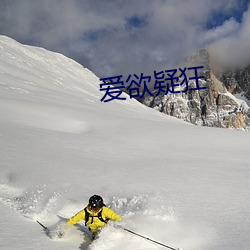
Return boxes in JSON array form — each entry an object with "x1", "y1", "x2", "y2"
[
  {"x1": 141, "y1": 49, "x2": 250, "y2": 130},
  {"x1": 218, "y1": 65, "x2": 250, "y2": 100}
]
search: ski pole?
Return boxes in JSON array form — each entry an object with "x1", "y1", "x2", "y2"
[
  {"x1": 37, "y1": 220, "x2": 48, "y2": 231},
  {"x1": 122, "y1": 227, "x2": 180, "y2": 250}
]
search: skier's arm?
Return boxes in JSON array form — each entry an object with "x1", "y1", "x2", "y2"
[
  {"x1": 67, "y1": 209, "x2": 85, "y2": 225},
  {"x1": 104, "y1": 207, "x2": 122, "y2": 222}
]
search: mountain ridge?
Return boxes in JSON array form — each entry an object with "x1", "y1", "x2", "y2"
[{"x1": 141, "y1": 48, "x2": 250, "y2": 130}]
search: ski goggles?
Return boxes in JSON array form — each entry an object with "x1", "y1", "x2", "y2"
[{"x1": 89, "y1": 205, "x2": 101, "y2": 212}]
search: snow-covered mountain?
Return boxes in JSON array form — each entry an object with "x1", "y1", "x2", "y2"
[
  {"x1": 142, "y1": 49, "x2": 250, "y2": 130},
  {"x1": 0, "y1": 36, "x2": 250, "y2": 250}
]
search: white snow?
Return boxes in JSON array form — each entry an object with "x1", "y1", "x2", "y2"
[{"x1": 0, "y1": 35, "x2": 250, "y2": 250}]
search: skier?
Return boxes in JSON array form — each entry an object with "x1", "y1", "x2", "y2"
[{"x1": 66, "y1": 194, "x2": 122, "y2": 239}]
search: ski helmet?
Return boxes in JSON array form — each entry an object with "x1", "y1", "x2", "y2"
[{"x1": 89, "y1": 195, "x2": 104, "y2": 210}]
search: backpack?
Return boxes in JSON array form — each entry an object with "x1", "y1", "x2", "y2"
[{"x1": 84, "y1": 206, "x2": 109, "y2": 226}]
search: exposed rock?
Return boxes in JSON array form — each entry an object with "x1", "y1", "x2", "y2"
[
  {"x1": 141, "y1": 49, "x2": 250, "y2": 130},
  {"x1": 217, "y1": 65, "x2": 250, "y2": 100}
]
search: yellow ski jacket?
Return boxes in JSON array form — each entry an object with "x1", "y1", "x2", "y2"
[{"x1": 67, "y1": 206, "x2": 121, "y2": 233}]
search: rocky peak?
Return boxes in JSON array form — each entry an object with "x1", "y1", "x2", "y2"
[
  {"x1": 217, "y1": 66, "x2": 250, "y2": 100},
  {"x1": 141, "y1": 49, "x2": 250, "y2": 130}
]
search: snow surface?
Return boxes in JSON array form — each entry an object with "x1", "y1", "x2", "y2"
[{"x1": 0, "y1": 35, "x2": 250, "y2": 250}]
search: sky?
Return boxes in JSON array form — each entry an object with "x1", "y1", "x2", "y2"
[{"x1": 0, "y1": 0, "x2": 249, "y2": 78}]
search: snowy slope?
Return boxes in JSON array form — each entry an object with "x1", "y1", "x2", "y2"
[{"x1": 0, "y1": 36, "x2": 250, "y2": 250}]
